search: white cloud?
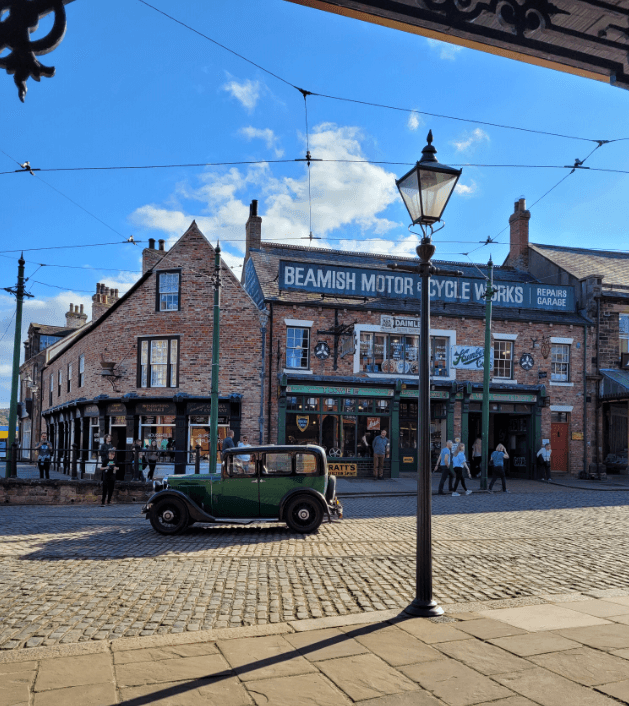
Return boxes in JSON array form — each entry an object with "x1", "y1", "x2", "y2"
[
  {"x1": 221, "y1": 78, "x2": 262, "y2": 111},
  {"x1": 452, "y1": 128, "x2": 490, "y2": 152},
  {"x1": 131, "y1": 123, "x2": 401, "y2": 273},
  {"x1": 426, "y1": 38, "x2": 464, "y2": 60},
  {"x1": 455, "y1": 180, "x2": 478, "y2": 196},
  {"x1": 238, "y1": 127, "x2": 284, "y2": 157},
  {"x1": 407, "y1": 112, "x2": 423, "y2": 131}
]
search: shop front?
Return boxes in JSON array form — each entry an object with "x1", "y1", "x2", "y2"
[
  {"x1": 278, "y1": 378, "x2": 455, "y2": 478},
  {"x1": 43, "y1": 395, "x2": 243, "y2": 477}
]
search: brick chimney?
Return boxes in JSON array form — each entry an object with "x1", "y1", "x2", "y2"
[
  {"x1": 91, "y1": 283, "x2": 119, "y2": 322},
  {"x1": 65, "y1": 303, "x2": 87, "y2": 329},
  {"x1": 244, "y1": 199, "x2": 262, "y2": 265},
  {"x1": 508, "y1": 197, "x2": 531, "y2": 271},
  {"x1": 142, "y1": 237, "x2": 165, "y2": 273}
]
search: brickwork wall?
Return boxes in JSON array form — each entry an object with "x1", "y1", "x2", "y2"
[
  {"x1": 268, "y1": 303, "x2": 589, "y2": 474},
  {"x1": 42, "y1": 224, "x2": 264, "y2": 444}
]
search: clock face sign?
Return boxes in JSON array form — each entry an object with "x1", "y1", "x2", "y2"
[
  {"x1": 314, "y1": 342, "x2": 331, "y2": 360},
  {"x1": 520, "y1": 353, "x2": 534, "y2": 371}
]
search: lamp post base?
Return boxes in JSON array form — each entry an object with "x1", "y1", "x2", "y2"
[{"x1": 403, "y1": 599, "x2": 444, "y2": 618}]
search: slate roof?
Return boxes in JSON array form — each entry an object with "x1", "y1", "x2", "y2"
[
  {"x1": 600, "y1": 369, "x2": 629, "y2": 399},
  {"x1": 530, "y1": 243, "x2": 629, "y2": 289},
  {"x1": 28, "y1": 324, "x2": 75, "y2": 336},
  {"x1": 246, "y1": 243, "x2": 588, "y2": 326}
]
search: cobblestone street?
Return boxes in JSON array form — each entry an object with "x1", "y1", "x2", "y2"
[{"x1": 2, "y1": 483, "x2": 629, "y2": 651}]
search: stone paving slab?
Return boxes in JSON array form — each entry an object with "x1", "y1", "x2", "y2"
[{"x1": 4, "y1": 601, "x2": 629, "y2": 705}]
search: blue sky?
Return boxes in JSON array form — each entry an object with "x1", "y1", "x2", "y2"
[{"x1": 2, "y1": 0, "x2": 629, "y2": 405}]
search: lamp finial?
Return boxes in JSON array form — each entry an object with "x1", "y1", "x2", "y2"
[{"x1": 420, "y1": 130, "x2": 438, "y2": 163}]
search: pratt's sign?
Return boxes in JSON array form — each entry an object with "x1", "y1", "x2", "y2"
[
  {"x1": 279, "y1": 261, "x2": 574, "y2": 312},
  {"x1": 328, "y1": 463, "x2": 357, "y2": 477}
]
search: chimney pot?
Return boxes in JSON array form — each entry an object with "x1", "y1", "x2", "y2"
[
  {"x1": 250, "y1": 199, "x2": 258, "y2": 217},
  {"x1": 80, "y1": 304, "x2": 84, "y2": 314},
  {"x1": 148, "y1": 238, "x2": 155, "y2": 249},
  {"x1": 507, "y1": 196, "x2": 530, "y2": 271},
  {"x1": 158, "y1": 239, "x2": 165, "y2": 251},
  {"x1": 244, "y1": 198, "x2": 262, "y2": 269}
]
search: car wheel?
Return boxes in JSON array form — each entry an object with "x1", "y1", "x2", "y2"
[
  {"x1": 149, "y1": 497, "x2": 189, "y2": 535},
  {"x1": 325, "y1": 474, "x2": 337, "y2": 503},
  {"x1": 285, "y1": 495, "x2": 324, "y2": 534}
]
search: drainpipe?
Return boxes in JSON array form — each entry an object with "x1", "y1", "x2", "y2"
[
  {"x1": 583, "y1": 323, "x2": 588, "y2": 477},
  {"x1": 259, "y1": 310, "x2": 268, "y2": 445},
  {"x1": 267, "y1": 301, "x2": 274, "y2": 443},
  {"x1": 596, "y1": 296, "x2": 601, "y2": 466}
]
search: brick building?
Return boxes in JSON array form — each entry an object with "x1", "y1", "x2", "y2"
[
  {"x1": 30, "y1": 223, "x2": 264, "y2": 476},
  {"x1": 507, "y1": 233, "x2": 629, "y2": 472},
  {"x1": 243, "y1": 199, "x2": 590, "y2": 478},
  {"x1": 18, "y1": 306, "x2": 88, "y2": 460}
]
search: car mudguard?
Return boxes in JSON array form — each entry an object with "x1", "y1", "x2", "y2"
[
  {"x1": 278, "y1": 487, "x2": 329, "y2": 523},
  {"x1": 142, "y1": 489, "x2": 216, "y2": 523}
]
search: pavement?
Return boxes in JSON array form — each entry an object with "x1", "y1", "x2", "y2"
[{"x1": 6, "y1": 594, "x2": 629, "y2": 704}]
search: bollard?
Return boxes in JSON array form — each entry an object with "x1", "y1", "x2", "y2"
[
  {"x1": 195, "y1": 445, "x2": 201, "y2": 474},
  {"x1": 133, "y1": 445, "x2": 140, "y2": 482},
  {"x1": 63, "y1": 451, "x2": 69, "y2": 475},
  {"x1": 10, "y1": 441, "x2": 18, "y2": 478},
  {"x1": 71, "y1": 443, "x2": 78, "y2": 479}
]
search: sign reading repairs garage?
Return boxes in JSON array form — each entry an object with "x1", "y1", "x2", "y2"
[{"x1": 279, "y1": 261, "x2": 575, "y2": 312}]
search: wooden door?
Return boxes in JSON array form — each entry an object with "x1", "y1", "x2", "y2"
[{"x1": 551, "y1": 422, "x2": 569, "y2": 473}]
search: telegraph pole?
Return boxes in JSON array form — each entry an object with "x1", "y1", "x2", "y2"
[
  {"x1": 480, "y1": 258, "x2": 496, "y2": 491},
  {"x1": 4, "y1": 255, "x2": 33, "y2": 478},
  {"x1": 209, "y1": 244, "x2": 222, "y2": 475}
]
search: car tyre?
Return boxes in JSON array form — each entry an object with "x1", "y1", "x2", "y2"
[
  {"x1": 325, "y1": 474, "x2": 337, "y2": 503},
  {"x1": 149, "y1": 497, "x2": 189, "y2": 535},
  {"x1": 285, "y1": 495, "x2": 324, "y2": 534}
]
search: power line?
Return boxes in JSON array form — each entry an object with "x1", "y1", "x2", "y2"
[{"x1": 0, "y1": 241, "x2": 141, "y2": 255}]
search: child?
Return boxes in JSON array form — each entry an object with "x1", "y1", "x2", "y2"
[{"x1": 100, "y1": 449, "x2": 118, "y2": 506}]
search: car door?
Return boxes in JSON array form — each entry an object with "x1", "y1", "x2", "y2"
[
  {"x1": 211, "y1": 454, "x2": 260, "y2": 518},
  {"x1": 259, "y1": 451, "x2": 295, "y2": 517}
]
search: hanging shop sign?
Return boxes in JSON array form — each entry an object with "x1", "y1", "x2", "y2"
[
  {"x1": 328, "y1": 462, "x2": 357, "y2": 476},
  {"x1": 339, "y1": 331, "x2": 357, "y2": 359},
  {"x1": 279, "y1": 261, "x2": 575, "y2": 312}
]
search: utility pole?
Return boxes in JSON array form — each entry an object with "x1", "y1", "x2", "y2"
[
  {"x1": 209, "y1": 244, "x2": 222, "y2": 475},
  {"x1": 480, "y1": 258, "x2": 496, "y2": 491},
  {"x1": 4, "y1": 255, "x2": 33, "y2": 478}
]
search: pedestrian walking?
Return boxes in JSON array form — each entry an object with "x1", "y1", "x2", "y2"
[
  {"x1": 100, "y1": 449, "x2": 118, "y2": 506},
  {"x1": 489, "y1": 443, "x2": 510, "y2": 493},
  {"x1": 471, "y1": 435, "x2": 482, "y2": 478},
  {"x1": 452, "y1": 443, "x2": 473, "y2": 496},
  {"x1": 372, "y1": 429, "x2": 390, "y2": 479},
  {"x1": 359, "y1": 431, "x2": 371, "y2": 458},
  {"x1": 537, "y1": 443, "x2": 552, "y2": 482},
  {"x1": 222, "y1": 429, "x2": 236, "y2": 452},
  {"x1": 435, "y1": 440, "x2": 455, "y2": 494},
  {"x1": 34, "y1": 432, "x2": 53, "y2": 479},
  {"x1": 145, "y1": 439, "x2": 159, "y2": 480}
]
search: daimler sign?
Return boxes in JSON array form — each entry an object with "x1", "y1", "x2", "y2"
[{"x1": 279, "y1": 261, "x2": 574, "y2": 312}]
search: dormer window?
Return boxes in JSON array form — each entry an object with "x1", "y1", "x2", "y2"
[{"x1": 157, "y1": 271, "x2": 180, "y2": 311}]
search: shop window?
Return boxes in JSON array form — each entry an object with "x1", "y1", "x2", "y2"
[
  {"x1": 286, "y1": 327, "x2": 310, "y2": 369},
  {"x1": 89, "y1": 420, "x2": 100, "y2": 460},
  {"x1": 286, "y1": 412, "x2": 319, "y2": 446},
  {"x1": 78, "y1": 354, "x2": 85, "y2": 387},
  {"x1": 620, "y1": 315, "x2": 629, "y2": 356},
  {"x1": 322, "y1": 398, "x2": 338, "y2": 412},
  {"x1": 139, "y1": 415, "x2": 177, "y2": 461},
  {"x1": 67, "y1": 363, "x2": 72, "y2": 393},
  {"x1": 431, "y1": 337, "x2": 449, "y2": 377},
  {"x1": 304, "y1": 397, "x2": 318, "y2": 411},
  {"x1": 49, "y1": 374, "x2": 53, "y2": 407},
  {"x1": 189, "y1": 416, "x2": 229, "y2": 463},
  {"x1": 493, "y1": 340, "x2": 513, "y2": 379},
  {"x1": 57, "y1": 369, "x2": 62, "y2": 397},
  {"x1": 358, "y1": 399, "x2": 372, "y2": 413},
  {"x1": 375, "y1": 399, "x2": 390, "y2": 413},
  {"x1": 157, "y1": 271, "x2": 180, "y2": 311},
  {"x1": 287, "y1": 396, "x2": 304, "y2": 411},
  {"x1": 551, "y1": 344, "x2": 570, "y2": 382},
  {"x1": 139, "y1": 337, "x2": 179, "y2": 388}
]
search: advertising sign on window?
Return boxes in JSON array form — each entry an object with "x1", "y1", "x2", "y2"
[
  {"x1": 367, "y1": 417, "x2": 381, "y2": 430},
  {"x1": 451, "y1": 346, "x2": 493, "y2": 370}
]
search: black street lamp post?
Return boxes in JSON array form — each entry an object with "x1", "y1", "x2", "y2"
[{"x1": 390, "y1": 131, "x2": 462, "y2": 617}]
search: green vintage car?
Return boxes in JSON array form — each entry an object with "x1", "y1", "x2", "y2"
[{"x1": 142, "y1": 444, "x2": 342, "y2": 535}]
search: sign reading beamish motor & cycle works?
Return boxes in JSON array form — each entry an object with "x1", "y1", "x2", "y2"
[{"x1": 279, "y1": 261, "x2": 574, "y2": 312}]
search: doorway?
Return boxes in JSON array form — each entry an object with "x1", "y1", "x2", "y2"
[
  {"x1": 550, "y1": 412, "x2": 569, "y2": 473},
  {"x1": 109, "y1": 422, "x2": 127, "y2": 479}
]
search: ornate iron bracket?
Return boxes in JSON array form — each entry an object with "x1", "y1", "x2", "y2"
[{"x1": 0, "y1": 0, "x2": 74, "y2": 102}]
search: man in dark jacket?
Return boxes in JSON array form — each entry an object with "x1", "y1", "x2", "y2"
[{"x1": 222, "y1": 429, "x2": 235, "y2": 452}]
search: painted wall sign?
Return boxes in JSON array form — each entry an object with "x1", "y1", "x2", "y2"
[
  {"x1": 106, "y1": 404, "x2": 125, "y2": 416},
  {"x1": 186, "y1": 402, "x2": 231, "y2": 416},
  {"x1": 572, "y1": 431, "x2": 584, "y2": 440},
  {"x1": 83, "y1": 405, "x2": 99, "y2": 417},
  {"x1": 328, "y1": 463, "x2": 357, "y2": 476},
  {"x1": 469, "y1": 393, "x2": 537, "y2": 403},
  {"x1": 400, "y1": 390, "x2": 449, "y2": 399},
  {"x1": 286, "y1": 385, "x2": 394, "y2": 398},
  {"x1": 136, "y1": 402, "x2": 176, "y2": 416},
  {"x1": 451, "y1": 345, "x2": 492, "y2": 370},
  {"x1": 279, "y1": 260, "x2": 575, "y2": 312}
]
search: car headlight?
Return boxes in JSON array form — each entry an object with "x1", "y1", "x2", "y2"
[
  {"x1": 162, "y1": 475, "x2": 169, "y2": 488},
  {"x1": 152, "y1": 480, "x2": 163, "y2": 492}
]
